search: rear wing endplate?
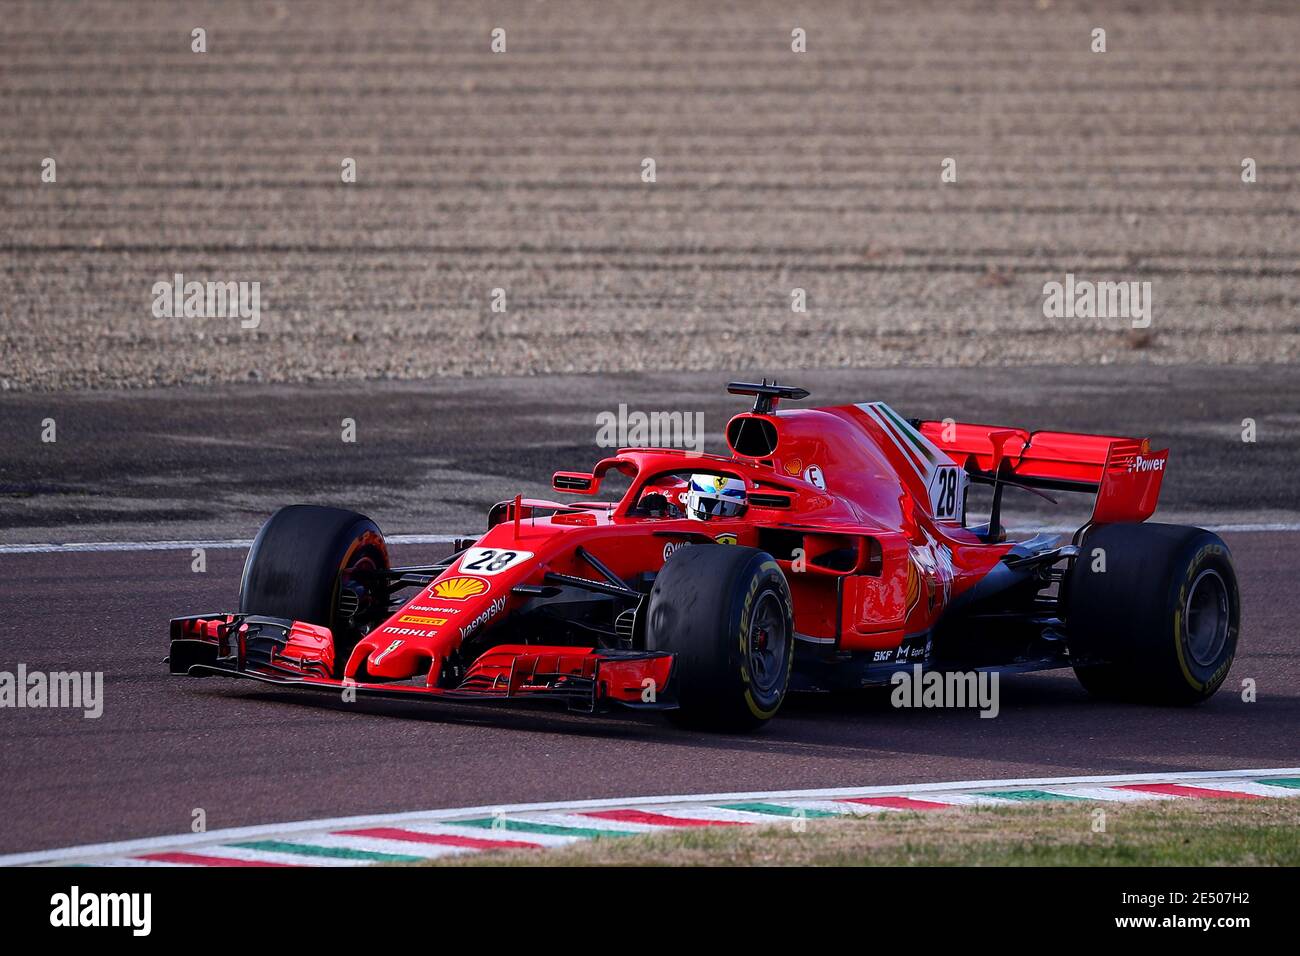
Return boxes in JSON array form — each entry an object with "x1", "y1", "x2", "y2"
[{"x1": 917, "y1": 420, "x2": 1167, "y2": 525}]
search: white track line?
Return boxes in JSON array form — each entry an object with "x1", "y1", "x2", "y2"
[
  {"x1": 1007, "y1": 522, "x2": 1300, "y2": 534},
  {"x1": 3, "y1": 523, "x2": 1299, "y2": 555},
  {"x1": 0, "y1": 534, "x2": 463, "y2": 555},
  {"x1": 3, "y1": 767, "x2": 1296, "y2": 867}
]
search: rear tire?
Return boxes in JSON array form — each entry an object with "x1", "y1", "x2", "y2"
[
  {"x1": 1066, "y1": 522, "x2": 1239, "y2": 705},
  {"x1": 239, "y1": 505, "x2": 390, "y2": 677},
  {"x1": 646, "y1": 545, "x2": 794, "y2": 731}
]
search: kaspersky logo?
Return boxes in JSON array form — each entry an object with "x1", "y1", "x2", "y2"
[{"x1": 429, "y1": 575, "x2": 490, "y2": 601}]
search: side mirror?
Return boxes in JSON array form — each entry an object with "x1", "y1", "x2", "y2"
[{"x1": 552, "y1": 471, "x2": 598, "y2": 494}]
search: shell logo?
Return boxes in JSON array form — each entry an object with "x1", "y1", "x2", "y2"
[
  {"x1": 430, "y1": 576, "x2": 490, "y2": 601},
  {"x1": 1140, "y1": 438, "x2": 1150, "y2": 455},
  {"x1": 784, "y1": 458, "x2": 803, "y2": 476}
]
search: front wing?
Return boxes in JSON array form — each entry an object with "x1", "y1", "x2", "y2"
[{"x1": 168, "y1": 613, "x2": 677, "y2": 714}]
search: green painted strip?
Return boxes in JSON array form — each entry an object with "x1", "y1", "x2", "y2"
[
  {"x1": 878, "y1": 403, "x2": 938, "y2": 464},
  {"x1": 1258, "y1": 777, "x2": 1300, "y2": 790},
  {"x1": 719, "y1": 802, "x2": 842, "y2": 819},
  {"x1": 228, "y1": 840, "x2": 425, "y2": 863},
  {"x1": 978, "y1": 789, "x2": 1086, "y2": 801},
  {"x1": 451, "y1": 817, "x2": 633, "y2": 839}
]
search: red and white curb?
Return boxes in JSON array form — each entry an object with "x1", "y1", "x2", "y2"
[{"x1": 4, "y1": 768, "x2": 1297, "y2": 867}]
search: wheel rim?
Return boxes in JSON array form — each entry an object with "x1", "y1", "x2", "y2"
[
  {"x1": 1184, "y1": 569, "x2": 1229, "y2": 667},
  {"x1": 747, "y1": 591, "x2": 789, "y2": 696},
  {"x1": 338, "y1": 549, "x2": 383, "y2": 630}
]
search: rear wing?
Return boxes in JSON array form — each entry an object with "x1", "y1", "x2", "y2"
[{"x1": 916, "y1": 420, "x2": 1167, "y2": 525}]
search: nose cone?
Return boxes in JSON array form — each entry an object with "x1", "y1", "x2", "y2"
[{"x1": 346, "y1": 636, "x2": 428, "y2": 680}]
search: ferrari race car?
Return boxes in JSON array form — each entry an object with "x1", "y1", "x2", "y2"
[{"x1": 169, "y1": 381, "x2": 1240, "y2": 730}]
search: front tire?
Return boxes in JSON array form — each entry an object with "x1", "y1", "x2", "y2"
[
  {"x1": 239, "y1": 505, "x2": 390, "y2": 677},
  {"x1": 1066, "y1": 522, "x2": 1239, "y2": 705},
  {"x1": 646, "y1": 545, "x2": 794, "y2": 731}
]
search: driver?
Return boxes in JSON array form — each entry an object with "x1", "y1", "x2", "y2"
[{"x1": 684, "y1": 474, "x2": 747, "y2": 520}]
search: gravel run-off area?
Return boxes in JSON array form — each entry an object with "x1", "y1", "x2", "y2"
[{"x1": 1, "y1": 0, "x2": 1297, "y2": 391}]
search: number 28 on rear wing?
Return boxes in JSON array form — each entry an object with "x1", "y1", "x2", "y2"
[{"x1": 916, "y1": 420, "x2": 1168, "y2": 525}]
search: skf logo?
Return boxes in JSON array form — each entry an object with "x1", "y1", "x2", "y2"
[
  {"x1": 430, "y1": 576, "x2": 490, "y2": 601},
  {"x1": 714, "y1": 533, "x2": 738, "y2": 545},
  {"x1": 398, "y1": 614, "x2": 447, "y2": 626}
]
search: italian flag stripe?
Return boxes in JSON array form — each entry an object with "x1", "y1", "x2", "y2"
[
  {"x1": 137, "y1": 851, "x2": 299, "y2": 867},
  {"x1": 719, "y1": 802, "x2": 843, "y2": 818},
  {"x1": 336, "y1": 826, "x2": 543, "y2": 851},
  {"x1": 877, "y1": 402, "x2": 939, "y2": 466},
  {"x1": 452, "y1": 817, "x2": 637, "y2": 839},
  {"x1": 227, "y1": 839, "x2": 427, "y2": 862},
  {"x1": 583, "y1": 809, "x2": 748, "y2": 827},
  {"x1": 1116, "y1": 784, "x2": 1264, "y2": 800},
  {"x1": 978, "y1": 789, "x2": 1086, "y2": 801},
  {"x1": 863, "y1": 405, "x2": 926, "y2": 474},
  {"x1": 838, "y1": 796, "x2": 951, "y2": 811}
]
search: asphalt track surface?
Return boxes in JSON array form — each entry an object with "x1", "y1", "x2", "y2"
[
  {"x1": 1, "y1": 366, "x2": 1298, "y2": 854},
  {"x1": 1, "y1": 533, "x2": 1296, "y2": 855},
  {"x1": 3, "y1": 364, "x2": 1298, "y2": 544}
]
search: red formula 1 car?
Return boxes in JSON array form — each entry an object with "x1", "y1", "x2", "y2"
[{"x1": 169, "y1": 381, "x2": 1240, "y2": 730}]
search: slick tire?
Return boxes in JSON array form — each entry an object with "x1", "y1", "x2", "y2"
[
  {"x1": 239, "y1": 505, "x2": 390, "y2": 678},
  {"x1": 1066, "y1": 523, "x2": 1239, "y2": 705},
  {"x1": 646, "y1": 544, "x2": 794, "y2": 732}
]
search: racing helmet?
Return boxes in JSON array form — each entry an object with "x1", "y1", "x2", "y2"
[{"x1": 685, "y1": 474, "x2": 747, "y2": 520}]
